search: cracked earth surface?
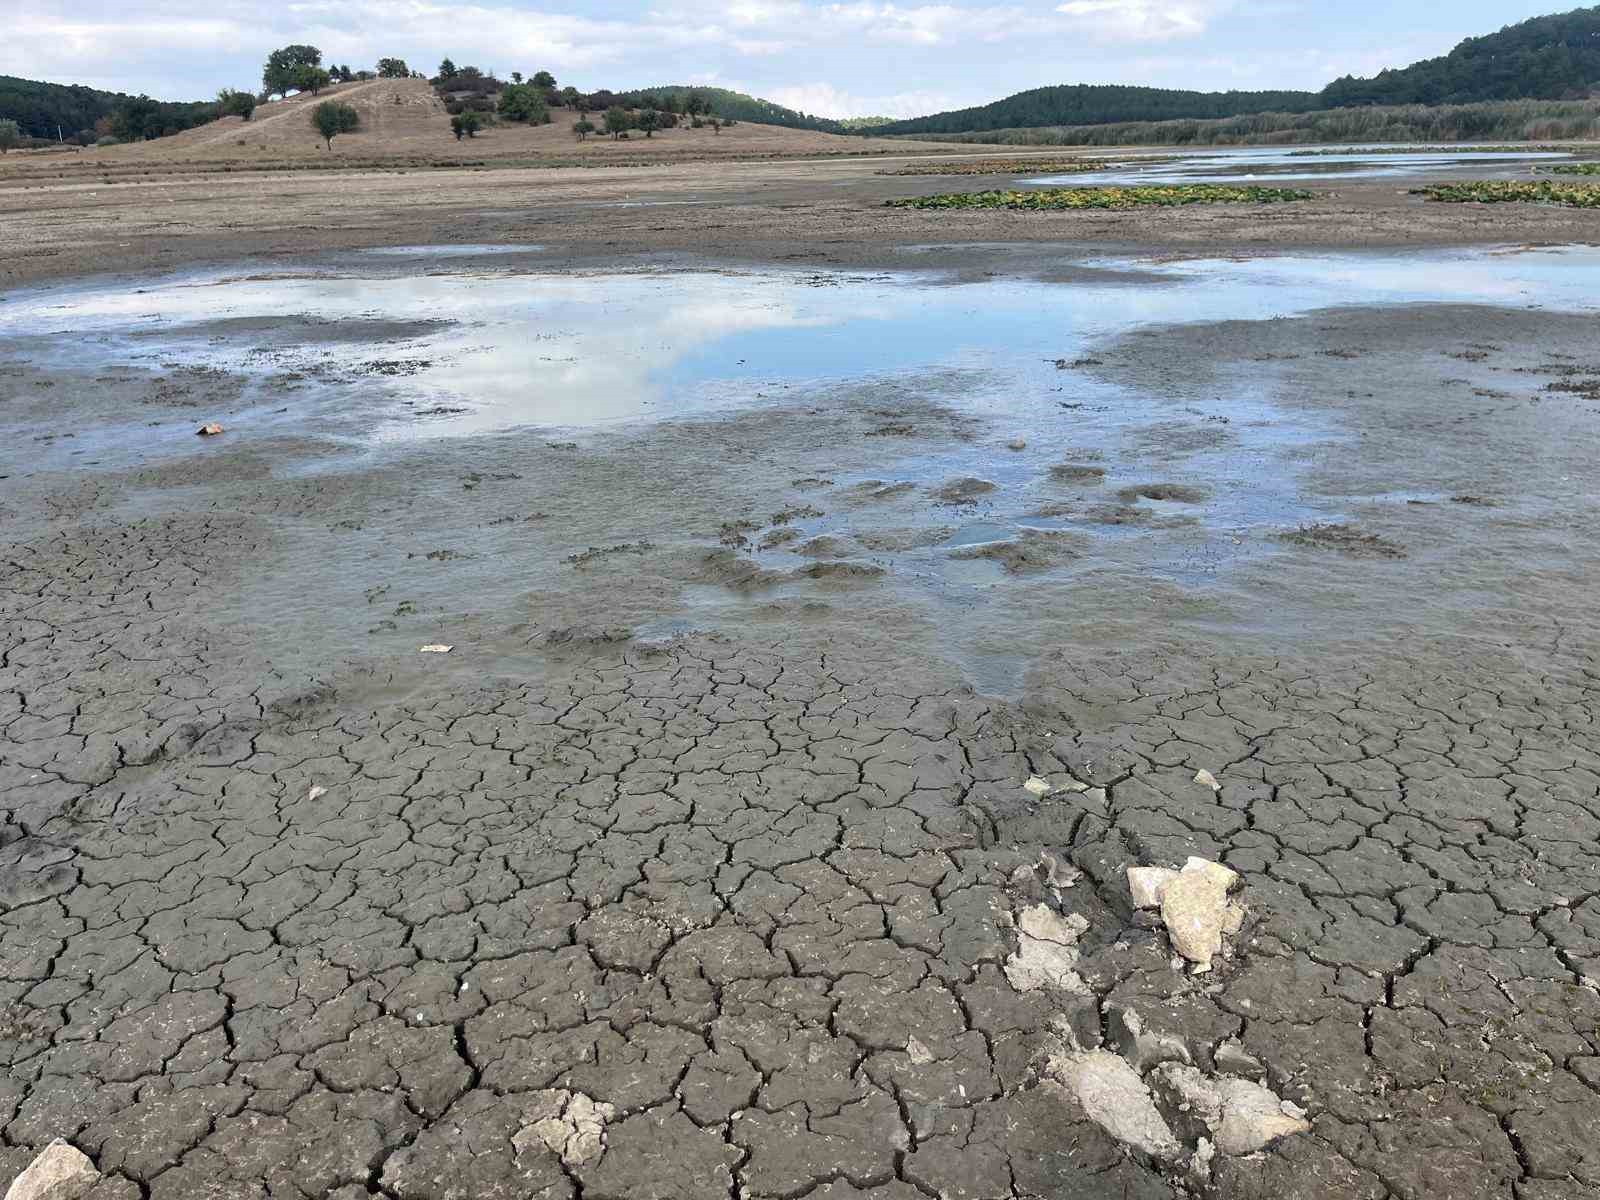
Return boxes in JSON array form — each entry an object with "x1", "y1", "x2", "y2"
[{"x1": 4, "y1": 256, "x2": 1600, "y2": 1200}]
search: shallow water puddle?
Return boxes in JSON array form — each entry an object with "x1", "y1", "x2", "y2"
[{"x1": 1030, "y1": 145, "x2": 1575, "y2": 186}]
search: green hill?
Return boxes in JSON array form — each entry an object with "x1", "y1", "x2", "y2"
[
  {"x1": 616, "y1": 86, "x2": 841, "y2": 132},
  {"x1": 873, "y1": 5, "x2": 1600, "y2": 137},
  {"x1": 0, "y1": 75, "x2": 219, "y2": 142}
]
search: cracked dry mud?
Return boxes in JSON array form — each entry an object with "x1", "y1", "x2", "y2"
[
  {"x1": 5, "y1": 265, "x2": 1600, "y2": 1200},
  {"x1": 5, "y1": 508, "x2": 1600, "y2": 1200}
]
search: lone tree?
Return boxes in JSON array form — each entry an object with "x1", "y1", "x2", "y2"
[
  {"x1": 0, "y1": 119, "x2": 21, "y2": 154},
  {"x1": 572, "y1": 118, "x2": 595, "y2": 141},
  {"x1": 531, "y1": 70, "x2": 556, "y2": 89},
  {"x1": 436, "y1": 58, "x2": 458, "y2": 81},
  {"x1": 450, "y1": 112, "x2": 482, "y2": 139},
  {"x1": 217, "y1": 89, "x2": 257, "y2": 120},
  {"x1": 636, "y1": 107, "x2": 660, "y2": 137},
  {"x1": 263, "y1": 44, "x2": 322, "y2": 99},
  {"x1": 311, "y1": 100, "x2": 359, "y2": 148},
  {"x1": 497, "y1": 84, "x2": 549, "y2": 124},
  {"x1": 377, "y1": 57, "x2": 410, "y2": 78},
  {"x1": 604, "y1": 105, "x2": 631, "y2": 139}
]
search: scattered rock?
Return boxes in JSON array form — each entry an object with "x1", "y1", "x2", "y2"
[
  {"x1": 3, "y1": 1140, "x2": 99, "y2": 1200},
  {"x1": 196, "y1": 422, "x2": 224, "y2": 436},
  {"x1": 1007, "y1": 438, "x2": 1027, "y2": 451},
  {"x1": 1004, "y1": 904, "x2": 1090, "y2": 994},
  {"x1": 906, "y1": 1036, "x2": 935, "y2": 1066},
  {"x1": 1039, "y1": 852, "x2": 1081, "y2": 891},
  {"x1": 1126, "y1": 866, "x2": 1178, "y2": 909},
  {"x1": 1023, "y1": 776, "x2": 1053, "y2": 797},
  {"x1": 1213, "y1": 1040, "x2": 1266, "y2": 1082},
  {"x1": 512, "y1": 1090, "x2": 616, "y2": 1168},
  {"x1": 1109, "y1": 1007, "x2": 1192, "y2": 1074},
  {"x1": 1049, "y1": 1051, "x2": 1181, "y2": 1160},
  {"x1": 1194, "y1": 768, "x2": 1221, "y2": 791},
  {"x1": 1159, "y1": 860, "x2": 1243, "y2": 973},
  {"x1": 1152, "y1": 1065, "x2": 1310, "y2": 1155},
  {"x1": 306, "y1": 785, "x2": 327, "y2": 802},
  {"x1": 418, "y1": 644, "x2": 453, "y2": 654}
]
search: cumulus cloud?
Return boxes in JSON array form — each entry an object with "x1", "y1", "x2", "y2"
[{"x1": 763, "y1": 81, "x2": 962, "y2": 118}]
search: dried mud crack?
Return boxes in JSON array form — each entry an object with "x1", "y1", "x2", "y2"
[{"x1": 3, "y1": 502, "x2": 1599, "y2": 1200}]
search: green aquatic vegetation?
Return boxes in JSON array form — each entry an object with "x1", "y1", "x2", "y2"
[
  {"x1": 886, "y1": 185, "x2": 1315, "y2": 211},
  {"x1": 877, "y1": 157, "x2": 1110, "y2": 176},
  {"x1": 1546, "y1": 161, "x2": 1600, "y2": 175},
  {"x1": 1415, "y1": 180, "x2": 1600, "y2": 207}
]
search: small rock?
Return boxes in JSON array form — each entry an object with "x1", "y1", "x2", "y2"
[
  {"x1": 1049, "y1": 1051, "x2": 1181, "y2": 1160},
  {"x1": 513, "y1": 1090, "x2": 615, "y2": 1168},
  {"x1": 3, "y1": 1140, "x2": 99, "y2": 1200},
  {"x1": 1004, "y1": 904, "x2": 1090, "y2": 993},
  {"x1": 1108, "y1": 1007, "x2": 1191, "y2": 1074},
  {"x1": 1194, "y1": 768, "x2": 1221, "y2": 791},
  {"x1": 1007, "y1": 438, "x2": 1027, "y2": 451},
  {"x1": 1152, "y1": 1065, "x2": 1310, "y2": 1155},
  {"x1": 418, "y1": 644, "x2": 453, "y2": 654},
  {"x1": 306, "y1": 785, "x2": 326, "y2": 802},
  {"x1": 1023, "y1": 776, "x2": 1053, "y2": 797},
  {"x1": 1127, "y1": 866, "x2": 1178, "y2": 909},
  {"x1": 1040, "y1": 852, "x2": 1080, "y2": 891},
  {"x1": 1161, "y1": 869, "x2": 1233, "y2": 972},
  {"x1": 1213, "y1": 1040, "x2": 1266, "y2": 1081},
  {"x1": 906, "y1": 1036, "x2": 935, "y2": 1066},
  {"x1": 196, "y1": 422, "x2": 224, "y2": 437}
]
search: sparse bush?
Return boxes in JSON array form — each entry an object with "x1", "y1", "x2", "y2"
[
  {"x1": 637, "y1": 108, "x2": 660, "y2": 137},
  {"x1": 604, "y1": 106, "x2": 631, "y2": 139},
  {"x1": 218, "y1": 89, "x2": 257, "y2": 121},
  {"x1": 0, "y1": 119, "x2": 19, "y2": 153},
  {"x1": 451, "y1": 112, "x2": 483, "y2": 140},
  {"x1": 311, "y1": 100, "x2": 359, "y2": 148},
  {"x1": 572, "y1": 118, "x2": 596, "y2": 141}
]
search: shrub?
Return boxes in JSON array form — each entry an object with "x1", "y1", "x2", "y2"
[
  {"x1": 451, "y1": 112, "x2": 483, "y2": 140},
  {"x1": 311, "y1": 100, "x2": 359, "y2": 147},
  {"x1": 604, "y1": 106, "x2": 632, "y2": 139},
  {"x1": 218, "y1": 89, "x2": 257, "y2": 121},
  {"x1": 0, "y1": 119, "x2": 20, "y2": 153},
  {"x1": 498, "y1": 84, "x2": 550, "y2": 124},
  {"x1": 573, "y1": 119, "x2": 596, "y2": 141},
  {"x1": 95, "y1": 135, "x2": 121, "y2": 147}
]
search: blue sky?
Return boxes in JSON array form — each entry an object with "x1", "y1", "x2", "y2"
[{"x1": 4, "y1": 1, "x2": 1577, "y2": 118}]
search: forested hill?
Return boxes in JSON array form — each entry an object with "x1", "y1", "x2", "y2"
[
  {"x1": 617, "y1": 86, "x2": 840, "y2": 131},
  {"x1": 1322, "y1": 6, "x2": 1600, "y2": 106},
  {"x1": 873, "y1": 5, "x2": 1600, "y2": 136},
  {"x1": 0, "y1": 75, "x2": 215, "y2": 141},
  {"x1": 873, "y1": 84, "x2": 1318, "y2": 137}
]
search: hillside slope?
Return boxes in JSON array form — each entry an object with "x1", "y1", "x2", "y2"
[
  {"x1": 618, "y1": 86, "x2": 839, "y2": 131},
  {"x1": 875, "y1": 4, "x2": 1600, "y2": 136},
  {"x1": 0, "y1": 74, "x2": 216, "y2": 140}
]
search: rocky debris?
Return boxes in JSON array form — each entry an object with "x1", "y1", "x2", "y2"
[
  {"x1": 906, "y1": 1036, "x2": 935, "y2": 1066},
  {"x1": 1152, "y1": 1065, "x2": 1311, "y2": 1156},
  {"x1": 1213, "y1": 1040, "x2": 1267, "y2": 1082},
  {"x1": 1194, "y1": 767, "x2": 1221, "y2": 791},
  {"x1": 1108, "y1": 1007, "x2": 1192, "y2": 1074},
  {"x1": 195, "y1": 422, "x2": 224, "y2": 436},
  {"x1": 1023, "y1": 776, "x2": 1053, "y2": 797},
  {"x1": 3, "y1": 1141, "x2": 99, "y2": 1200},
  {"x1": 1127, "y1": 858, "x2": 1244, "y2": 972},
  {"x1": 512, "y1": 1090, "x2": 616, "y2": 1168},
  {"x1": 1126, "y1": 866, "x2": 1178, "y2": 909},
  {"x1": 1004, "y1": 904, "x2": 1090, "y2": 993},
  {"x1": 1048, "y1": 1051, "x2": 1181, "y2": 1160}
]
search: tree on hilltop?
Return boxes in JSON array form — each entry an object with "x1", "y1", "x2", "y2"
[
  {"x1": 217, "y1": 89, "x2": 257, "y2": 120},
  {"x1": 263, "y1": 45, "x2": 322, "y2": 99},
  {"x1": 377, "y1": 58, "x2": 410, "y2": 78},
  {"x1": 532, "y1": 71, "x2": 556, "y2": 89}
]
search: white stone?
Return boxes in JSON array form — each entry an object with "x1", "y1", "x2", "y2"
[
  {"x1": 1049, "y1": 1051, "x2": 1181, "y2": 1160},
  {"x1": 1004, "y1": 904, "x2": 1090, "y2": 993},
  {"x1": 1153, "y1": 1065, "x2": 1311, "y2": 1155},
  {"x1": 418, "y1": 644, "x2": 453, "y2": 654},
  {"x1": 4, "y1": 1141, "x2": 99, "y2": 1200},
  {"x1": 306, "y1": 785, "x2": 326, "y2": 802},
  {"x1": 1160, "y1": 870, "x2": 1232, "y2": 971},
  {"x1": 1022, "y1": 776, "x2": 1052, "y2": 797},
  {"x1": 1194, "y1": 768, "x2": 1221, "y2": 791},
  {"x1": 513, "y1": 1090, "x2": 615, "y2": 1167},
  {"x1": 1127, "y1": 866, "x2": 1179, "y2": 909},
  {"x1": 906, "y1": 1036, "x2": 934, "y2": 1065}
]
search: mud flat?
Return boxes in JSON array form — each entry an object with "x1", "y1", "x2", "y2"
[{"x1": 3, "y1": 194, "x2": 1600, "y2": 1200}]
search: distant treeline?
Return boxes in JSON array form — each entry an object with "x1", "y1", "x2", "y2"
[
  {"x1": 616, "y1": 87, "x2": 838, "y2": 131},
  {"x1": 873, "y1": 5, "x2": 1600, "y2": 137},
  {"x1": 897, "y1": 99, "x2": 1600, "y2": 149},
  {"x1": 0, "y1": 75, "x2": 218, "y2": 142}
]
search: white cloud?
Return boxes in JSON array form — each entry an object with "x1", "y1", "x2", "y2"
[{"x1": 764, "y1": 81, "x2": 960, "y2": 118}]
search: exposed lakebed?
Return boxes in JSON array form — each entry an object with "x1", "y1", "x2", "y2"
[{"x1": 3, "y1": 244, "x2": 1597, "y2": 688}]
